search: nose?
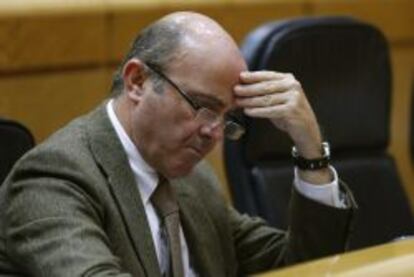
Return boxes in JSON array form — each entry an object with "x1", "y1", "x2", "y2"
[{"x1": 200, "y1": 123, "x2": 224, "y2": 141}]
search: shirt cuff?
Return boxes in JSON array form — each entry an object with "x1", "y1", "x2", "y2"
[{"x1": 294, "y1": 166, "x2": 347, "y2": 208}]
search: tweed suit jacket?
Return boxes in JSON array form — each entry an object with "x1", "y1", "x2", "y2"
[{"x1": 0, "y1": 103, "x2": 355, "y2": 276}]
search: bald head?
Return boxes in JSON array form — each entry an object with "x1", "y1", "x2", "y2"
[
  {"x1": 161, "y1": 12, "x2": 238, "y2": 50},
  {"x1": 111, "y1": 12, "x2": 245, "y2": 96},
  {"x1": 159, "y1": 12, "x2": 244, "y2": 72}
]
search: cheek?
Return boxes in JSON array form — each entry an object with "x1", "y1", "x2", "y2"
[
  {"x1": 161, "y1": 110, "x2": 199, "y2": 143},
  {"x1": 143, "y1": 92, "x2": 200, "y2": 147},
  {"x1": 162, "y1": 119, "x2": 199, "y2": 148}
]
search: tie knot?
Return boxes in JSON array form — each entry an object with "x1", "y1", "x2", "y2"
[{"x1": 151, "y1": 176, "x2": 179, "y2": 217}]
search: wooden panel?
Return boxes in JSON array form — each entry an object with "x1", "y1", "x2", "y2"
[
  {"x1": 389, "y1": 47, "x2": 414, "y2": 209},
  {"x1": 0, "y1": 0, "x2": 105, "y2": 16},
  {"x1": 0, "y1": 68, "x2": 112, "y2": 141},
  {"x1": 258, "y1": 239, "x2": 414, "y2": 276},
  {"x1": 108, "y1": 1, "x2": 305, "y2": 62},
  {"x1": 310, "y1": 0, "x2": 414, "y2": 43},
  {"x1": 209, "y1": 2, "x2": 306, "y2": 43},
  {"x1": 0, "y1": 12, "x2": 107, "y2": 71}
]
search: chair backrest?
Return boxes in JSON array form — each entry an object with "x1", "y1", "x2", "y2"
[
  {"x1": 224, "y1": 16, "x2": 414, "y2": 250},
  {"x1": 0, "y1": 118, "x2": 35, "y2": 184}
]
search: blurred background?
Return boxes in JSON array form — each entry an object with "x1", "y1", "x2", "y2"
[{"x1": 1, "y1": 0, "x2": 413, "y2": 210}]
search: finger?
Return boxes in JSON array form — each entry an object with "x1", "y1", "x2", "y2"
[
  {"x1": 234, "y1": 79, "x2": 291, "y2": 97},
  {"x1": 236, "y1": 92, "x2": 289, "y2": 108},
  {"x1": 240, "y1": 71, "x2": 288, "y2": 84},
  {"x1": 244, "y1": 104, "x2": 289, "y2": 119}
]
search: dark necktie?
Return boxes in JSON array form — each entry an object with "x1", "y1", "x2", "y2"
[{"x1": 151, "y1": 176, "x2": 184, "y2": 277}]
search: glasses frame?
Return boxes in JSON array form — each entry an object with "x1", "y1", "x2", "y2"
[
  {"x1": 146, "y1": 63, "x2": 202, "y2": 112},
  {"x1": 145, "y1": 63, "x2": 245, "y2": 140}
]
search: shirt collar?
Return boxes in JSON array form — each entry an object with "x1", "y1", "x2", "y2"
[{"x1": 106, "y1": 99, "x2": 158, "y2": 204}]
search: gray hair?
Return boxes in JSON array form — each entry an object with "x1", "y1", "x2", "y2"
[{"x1": 110, "y1": 20, "x2": 183, "y2": 96}]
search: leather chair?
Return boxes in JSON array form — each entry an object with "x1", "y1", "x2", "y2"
[
  {"x1": 0, "y1": 118, "x2": 35, "y2": 184},
  {"x1": 224, "y1": 16, "x2": 414, "y2": 250}
]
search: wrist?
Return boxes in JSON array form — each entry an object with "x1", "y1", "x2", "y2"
[
  {"x1": 297, "y1": 166, "x2": 334, "y2": 185},
  {"x1": 292, "y1": 131, "x2": 323, "y2": 159}
]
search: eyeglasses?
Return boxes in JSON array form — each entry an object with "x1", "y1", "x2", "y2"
[{"x1": 145, "y1": 63, "x2": 245, "y2": 140}]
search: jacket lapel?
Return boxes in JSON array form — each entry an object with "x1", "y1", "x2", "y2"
[
  {"x1": 172, "y1": 179, "x2": 224, "y2": 277},
  {"x1": 85, "y1": 103, "x2": 161, "y2": 277}
]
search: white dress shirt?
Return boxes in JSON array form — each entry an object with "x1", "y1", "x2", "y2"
[{"x1": 106, "y1": 99, "x2": 344, "y2": 276}]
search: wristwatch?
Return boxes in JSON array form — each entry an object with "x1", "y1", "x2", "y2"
[{"x1": 292, "y1": 142, "x2": 331, "y2": 170}]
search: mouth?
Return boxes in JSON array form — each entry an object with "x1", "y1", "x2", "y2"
[
  {"x1": 183, "y1": 135, "x2": 216, "y2": 161},
  {"x1": 187, "y1": 146, "x2": 204, "y2": 159}
]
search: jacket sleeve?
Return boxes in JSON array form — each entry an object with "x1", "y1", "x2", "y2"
[{"x1": 230, "y1": 181, "x2": 357, "y2": 275}]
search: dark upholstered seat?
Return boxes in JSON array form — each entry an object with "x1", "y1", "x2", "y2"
[
  {"x1": 224, "y1": 16, "x2": 414, "y2": 250},
  {"x1": 0, "y1": 118, "x2": 34, "y2": 184}
]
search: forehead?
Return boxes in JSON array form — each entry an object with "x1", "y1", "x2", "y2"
[{"x1": 167, "y1": 45, "x2": 247, "y2": 110}]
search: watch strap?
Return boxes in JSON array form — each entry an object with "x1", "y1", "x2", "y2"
[{"x1": 292, "y1": 142, "x2": 331, "y2": 170}]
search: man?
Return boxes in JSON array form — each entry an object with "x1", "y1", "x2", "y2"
[{"x1": 0, "y1": 12, "x2": 356, "y2": 276}]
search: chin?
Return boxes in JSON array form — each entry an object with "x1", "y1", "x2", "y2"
[
  {"x1": 165, "y1": 160, "x2": 198, "y2": 179},
  {"x1": 162, "y1": 149, "x2": 204, "y2": 179}
]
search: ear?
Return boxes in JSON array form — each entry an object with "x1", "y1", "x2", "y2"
[{"x1": 122, "y1": 58, "x2": 148, "y2": 103}]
